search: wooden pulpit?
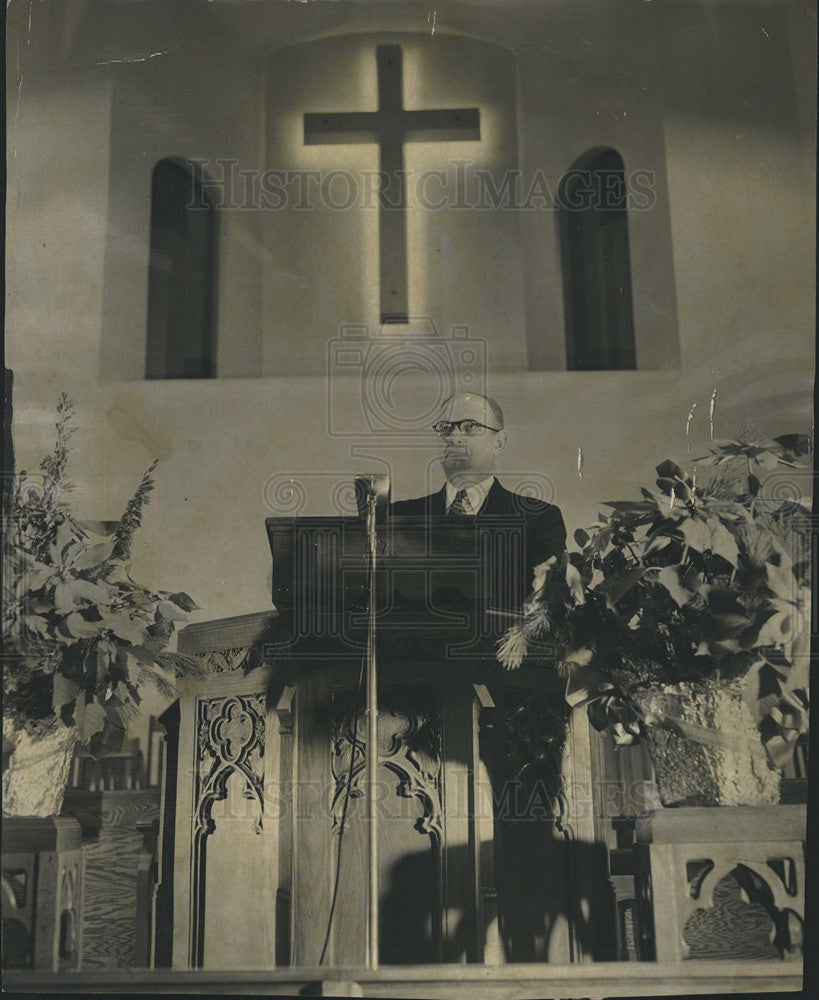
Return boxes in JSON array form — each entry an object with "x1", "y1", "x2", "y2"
[{"x1": 165, "y1": 516, "x2": 608, "y2": 971}]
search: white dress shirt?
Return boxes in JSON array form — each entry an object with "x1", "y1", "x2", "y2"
[{"x1": 445, "y1": 476, "x2": 495, "y2": 514}]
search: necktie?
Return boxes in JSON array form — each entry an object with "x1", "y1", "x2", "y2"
[{"x1": 448, "y1": 488, "x2": 471, "y2": 515}]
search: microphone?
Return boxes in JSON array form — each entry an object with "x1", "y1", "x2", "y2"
[{"x1": 354, "y1": 474, "x2": 391, "y2": 523}]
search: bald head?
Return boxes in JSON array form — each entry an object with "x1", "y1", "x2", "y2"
[{"x1": 440, "y1": 393, "x2": 504, "y2": 429}]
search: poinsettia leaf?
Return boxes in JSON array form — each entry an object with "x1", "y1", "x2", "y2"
[
  {"x1": 756, "y1": 611, "x2": 790, "y2": 647},
  {"x1": 55, "y1": 520, "x2": 78, "y2": 558},
  {"x1": 77, "y1": 702, "x2": 108, "y2": 744},
  {"x1": 145, "y1": 618, "x2": 175, "y2": 648},
  {"x1": 601, "y1": 547, "x2": 627, "y2": 576},
  {"x1": 103, "y1": 563, "x2": 131, "y2": 585},
  {"x1": 596, "y1": 566, "x2": 645, "y2": 608},
  {"x1": 656, "y1": 461, "x2": 691, "y2": 500},
  {"x1": 102, "y1": 614, "x2": 151, "y2": 646},
  {"x1": 59, "y1": 539, "x2": 86, "y2": 565},
  {"x1": 167, "y1": 591, "x2": 200, "y2": 612},
  {"x1": 681, "y1": 517, "x2": 712, "y2": 553},
  {"x1": 54, "y1": 582, "x2": 76, "y2": 613},
  {"x1": 753, "y1": 691, "x2": 782, "y2": 720},
  {"x1": 65, "y1": 610, "x2": 103, "y2": 639},
  {"x1": 574, "y1": 528, "x2": 590, "y2": 548},
  {"x1": 67, "y1": 578, "x2": 114, "y2": 604},
  {"x1": 23, "y1": 614, "x2": 50, "y2": 636},
  {"x1": 587, "y1": 526, "x2": 614, "y2": 552},
  {"x1": 708, "y1": 519, "x2": 739, "y2": 568},
  {"x1": 155, "y1": 600, "x2": 189, "y2": 622},
  {"x1": 715, "y1": 638, "x2": 742, "y2": 655},
  {"x1": 68, "y1": 539, "x2": 116, "y2": 572},
  {"x1": 643, "y1": 534, "x2": 673, "y2": 556},
  {"x1": 655, "y1": 565, "x2": 698, "y2": 607},
  {"x1": 24, "y1": 565, "x2": 56, "y2": 591},
  {"x1": 22, "y1": 597, "x2": 52, "y2": 614},
  {"x1": 568, "y1": 551, "x2": 585, "y2": 570},
  {"x1": 587, "y1": 700, "x2": 611, "y2": 731},
  {"x1": 765, "y1": 557, "x2": 797, "y2": 603},
  {"x1": 52, "y1": 674, "x2": 81, "y2": 713},
  {"x1": 655, "y1": 459, "x2": 684, "y2": 482}
]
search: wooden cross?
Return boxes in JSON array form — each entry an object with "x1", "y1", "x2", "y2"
[{"x1": 304, "y1": 45, "x2": 480, "y2": 324}]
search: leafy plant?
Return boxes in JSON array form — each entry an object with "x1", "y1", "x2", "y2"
[
  {"x1": 3, "y1": 394, "x2": 203, "y2": 754},
  {"x1": 497, "y1": 432, "x2": 811, "y2": 768}
]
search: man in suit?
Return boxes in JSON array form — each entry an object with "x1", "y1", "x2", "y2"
[{"x1": 390, "y1": 392, "x2": 566, "y2": 591}]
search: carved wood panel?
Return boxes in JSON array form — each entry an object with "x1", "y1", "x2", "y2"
[
  {"x1": 325, "y1": 686, "x2": 444, "y2": 965},
  {"x1": 194, "y1": 694, "x2": 266, "y2": 838},
  {"x1": 639, "y1": 839, "x2": 805, "y2": 963},
  {"x1": 329, "y1": 689, "x2": 443, "y2": 846},
  {"x1": 189, "y1": 694, "x2": 266, "y2": 966},
  {"x1": 195, "y1": 646, "x2": 265, "y2": 675}
]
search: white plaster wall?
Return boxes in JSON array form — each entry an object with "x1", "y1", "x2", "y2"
[
  {"x1": 5, "y1": 2, "x2": 114, "y2": 464},
  {"x1": 659, "y1": 1, "x2": 814, "y2": 429}
]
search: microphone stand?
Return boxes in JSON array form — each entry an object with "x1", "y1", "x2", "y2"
[{"x1": 364, "y1": 489, "x2": 379, "y2": 970}]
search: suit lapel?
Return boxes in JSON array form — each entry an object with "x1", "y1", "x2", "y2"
[
  {"x1": 431, "y1": 486, "x2": 447, "y2": 515},
  {"x1": 476, "y1": 478, "x2": 510, "y2": 515}
]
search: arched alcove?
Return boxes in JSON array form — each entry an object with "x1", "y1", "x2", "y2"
[
  {"x1": 559, "y1": 148, "x2": 636, "y2": 371},
  {"x1": 146, "y1": 158, "x2": 217, "y2": 379}
]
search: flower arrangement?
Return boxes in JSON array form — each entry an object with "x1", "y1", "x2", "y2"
[
  {"x1": 497, "y1": 432, "x2": 811, "y2": 785},
  {"x1": 3, "y1": 395, "x2": 203, "y2": 759}
]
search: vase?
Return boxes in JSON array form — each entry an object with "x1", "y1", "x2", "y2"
[
  {"x1": 2, "y1": 718, "x2": 78, "y2": 818},
  {"x1": 630, "y1": 679, "x2": 781, "y2": 808}
]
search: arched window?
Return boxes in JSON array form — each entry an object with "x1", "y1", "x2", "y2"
[
  {"x1": 559, "y1": 148, "x2": 636, "y2": 370},
  {"x1": 146, "y1": 159, "x2": 217, "y2": 379}
]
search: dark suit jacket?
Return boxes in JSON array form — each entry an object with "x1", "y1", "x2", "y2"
[{"x1": 390, "y1": 478, "x2": 567, "y2": 592}]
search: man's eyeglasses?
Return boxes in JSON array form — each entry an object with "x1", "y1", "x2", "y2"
[{"x1": 433, "y1": 419, "x2": 500, "y2": 437}]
